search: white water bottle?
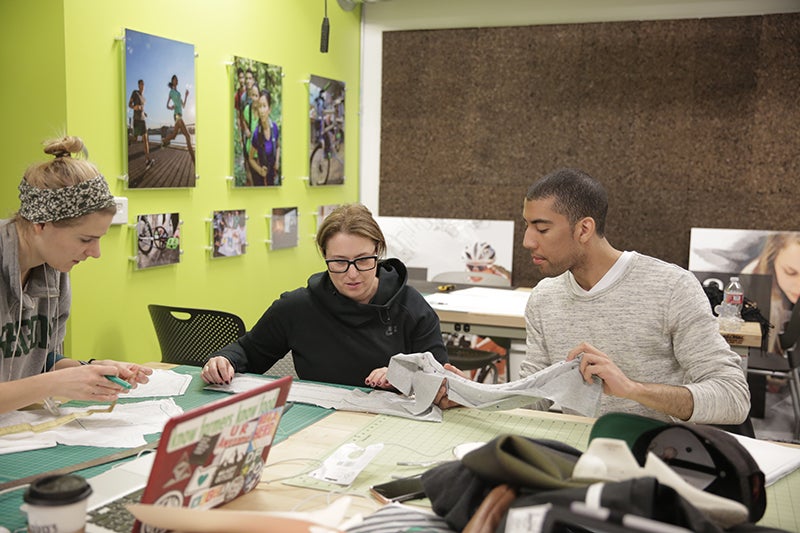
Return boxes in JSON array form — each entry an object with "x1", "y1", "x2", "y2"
[{"x1": 723, "y1": 276, "x2": 744, "y2": 319}]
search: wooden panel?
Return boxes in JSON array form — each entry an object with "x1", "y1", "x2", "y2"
[{"x1": 380, "y1": 14, "x2": 800, "y2": 288}]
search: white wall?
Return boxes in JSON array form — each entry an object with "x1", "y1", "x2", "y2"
[{"x1": 358, "y1": 0, "x2": 800, "y2": 212}]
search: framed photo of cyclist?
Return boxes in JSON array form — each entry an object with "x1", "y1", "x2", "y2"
[
  {"x1": 268, "y1": 207, "x2": 299, "y2": 251},
  {"x1": 124, "y1": 29, "x2": 196, "y2": 189},
  {"x1": 308, "y1": 75, "x2": 345, "y2": 186},
  {"x1": 135, "y1": 213, "x2": 181, "y2": 269},
  {"x1": 232, "y1": 56, "x2": 283, "y2": 187},
  {"x1": 212, "y1": 209, "x2": 248, "y2": 258}
]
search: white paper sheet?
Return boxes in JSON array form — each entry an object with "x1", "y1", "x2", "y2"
[
  {"x1": 732, "y1": 433, "x2": 800, "y2": 486},
  {"x1": 425, "y1": 286, "x2": 529, "y2": 316}
]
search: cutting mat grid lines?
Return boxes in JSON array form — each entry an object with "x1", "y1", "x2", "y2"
[
  {"x1": 764, "y1": 482, "x2": 799, "y2": 529},
  {"x1": 0, "y1": 368, "x2": 329, "y2": 530},
  {"x1": 284, "y1": 409, "x2": 593, "y2": 496}
]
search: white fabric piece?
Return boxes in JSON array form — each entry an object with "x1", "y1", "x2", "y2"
[{"x1": 386, "y1": 352, "x2": 602, "y2": 417}]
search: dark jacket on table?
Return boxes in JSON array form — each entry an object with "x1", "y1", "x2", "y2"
[{"x1": 213, "y1": 258, "x2": 447, "y2": 387}]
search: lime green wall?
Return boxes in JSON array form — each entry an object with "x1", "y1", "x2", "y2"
[
  {"x1": 4, "y1": 0, "x2": 361, "y2": 363},
  {"x1": 0, "y1": 0, "x2": 68, "y2": 219}
]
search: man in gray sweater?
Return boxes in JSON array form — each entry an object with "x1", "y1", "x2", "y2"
[
  {"x1": 437, "y1": 168, "x2": 750, "y2": 425},
  {"x1": 517, "y1": 168, "x2": 750, "y2": 424}
]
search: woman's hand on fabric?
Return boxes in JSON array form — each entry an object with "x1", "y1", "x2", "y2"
[
  {"x1": 365, "y1": 366, "x2": 393, "y2": 389},
  {"x1": 202, "y1": 356, "x2": 235, "y2": 385}
]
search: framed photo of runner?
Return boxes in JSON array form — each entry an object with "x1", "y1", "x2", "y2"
[{"x1": 124, "y1": 29, "x2": 196, "y2": 188}]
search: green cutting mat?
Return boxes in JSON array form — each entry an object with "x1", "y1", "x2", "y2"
[
  {"x1": 0, "y1": 366, "x2": 331, "y2": 530},
  {"x1": 285, "y1": 408, "x2": 800, "y2": 531},
  {"x1": 285, "y1": 409, "x2": 593, "y2": 495}
]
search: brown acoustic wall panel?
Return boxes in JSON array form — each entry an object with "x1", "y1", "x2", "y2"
[{"x1": 379, "y1": 14, "x2": 799, "y2": 288}]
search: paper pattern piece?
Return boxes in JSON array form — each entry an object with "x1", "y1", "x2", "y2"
[
  {"x1": 309, "y1": 443, "x2": 384, "y2": 486},
  {"x1": 125, "y1": 369, "x2": 193, "y2": 398},
  {"x1": 0, "y1": 399, "x2": 183, "y2": 454}
]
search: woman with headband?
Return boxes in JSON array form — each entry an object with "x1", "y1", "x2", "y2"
[{"x1": 0, "y1": 136, "x2": 151, "y2": 413}]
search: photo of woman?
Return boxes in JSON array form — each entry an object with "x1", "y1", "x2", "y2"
[
  {"x1": 690, "y1": 228, "x2": 800, "y2": 354},
  {"x1": 742, "y1": 233, "x2": 800, "y2": 354}
]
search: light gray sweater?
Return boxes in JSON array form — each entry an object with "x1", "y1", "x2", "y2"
[
  {"x1": 0, "y1": 219, "x2": 69, "y2": 382},
  {"x1": 520, "y1": 252, "x2": 750, "y2": 424}
]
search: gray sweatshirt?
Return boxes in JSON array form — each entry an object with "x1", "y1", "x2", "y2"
[
  {"x1": 520, "y1": 252, "x2": 750, "y2": 424},
  {"x1": 0, "y1": 219, "x2": 70, "y2": 382}
]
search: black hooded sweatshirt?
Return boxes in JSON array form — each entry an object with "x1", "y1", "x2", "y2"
[{"x1": 213, "y1": 258, "x2": 447, "y2": 387}]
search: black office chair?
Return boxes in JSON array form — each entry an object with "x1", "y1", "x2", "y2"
[
  {"x1": 148, "y1": 304, "x2": 246, "y2": 366},
  {"x1": 446, "y1": 345, "x2": 505, "y2": 383},
  {"x1": 746, "y1": 342, "x2": 800, "y2": 442},
  {"x1": 266, "y1": 351, "x2": 299, "y2": 379}
]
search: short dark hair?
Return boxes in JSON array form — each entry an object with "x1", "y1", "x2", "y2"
[{"x1": 526, "y1": 168, "x2": 608, "y2": 236}]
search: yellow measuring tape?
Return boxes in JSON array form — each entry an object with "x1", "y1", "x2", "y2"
[{"x1": 0, "y1": 401, "x2": 117, "y2": 437}]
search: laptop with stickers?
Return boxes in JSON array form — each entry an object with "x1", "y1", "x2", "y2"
[{"x1": 85, "y1": 375, "x2": 292, "y2": 533}]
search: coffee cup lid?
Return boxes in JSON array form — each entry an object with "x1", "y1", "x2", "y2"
[{"x1": 23, "y1": 474, "x2": 92, "y2": 506}]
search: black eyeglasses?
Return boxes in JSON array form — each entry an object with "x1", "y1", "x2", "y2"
[{"x1": 325, "y1": 255, "x2": 378, "y2": 273}]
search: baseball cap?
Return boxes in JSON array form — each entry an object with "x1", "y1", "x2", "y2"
[{"x1": 590, "y1": 412, "x2": 766, "y2": 523}]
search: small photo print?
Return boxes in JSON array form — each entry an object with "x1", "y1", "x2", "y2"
[
  {"x1": 317, "y1": 204, "x2": 340, "y2": 229},
  {"x1": 136, "y1": 213, "x2": 181, "y2": 269},
  {"x1": 270, "y1": 207, "x2": 298, "y2": 250},
  {"x1": 212, "y1": 209, "x2": 247, "y2": 258},
  {"x1": 308, "y1": 75, "x2": 345, "y2": 186},
  {"x1": 232, "y1": 56, "x2": 282, "y2": 187}
]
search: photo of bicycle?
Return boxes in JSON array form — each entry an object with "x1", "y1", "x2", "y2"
[
  {"x1": 136, "y1": 212, "x2": 181, "y2": 269},
  {"x1": 308, "y1": 75, "x2": 345, "y2": 186}
]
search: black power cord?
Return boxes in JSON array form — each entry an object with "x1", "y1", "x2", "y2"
[{"x1": 320, "y1": 0, "x2": 330, "y2": 53}]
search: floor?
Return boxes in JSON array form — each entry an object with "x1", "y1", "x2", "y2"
[{"x1": 752, "y1": 385, "x2": 798, "y2": 444}]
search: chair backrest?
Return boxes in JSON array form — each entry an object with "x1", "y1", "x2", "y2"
[
  {"x1": 267, "y1": 352, "x2": 299, "y2": 379},
  {"x1": 148, "y1": 304, "x2": 247, "y2": 366}
]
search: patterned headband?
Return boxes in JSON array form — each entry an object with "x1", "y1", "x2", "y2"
[{"x1": 18, "y1": 175, "x2": 116, "y2": 223}]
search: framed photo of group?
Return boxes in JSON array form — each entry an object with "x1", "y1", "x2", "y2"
[
  {"x1": 232, "y1": 57, "x2": 283, "y2": 187},
  {"x1": 212, "y1": 209, "x2": 247, "y2": 258}
]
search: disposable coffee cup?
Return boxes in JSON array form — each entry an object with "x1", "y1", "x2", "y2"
[{"x1": 21, "y1": 474, "x2": 93, "y2": 533}]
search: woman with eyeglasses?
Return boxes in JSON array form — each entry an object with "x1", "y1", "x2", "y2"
[{"x1": 202, "y1": 204, "x2": 447, "y2": 388}]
